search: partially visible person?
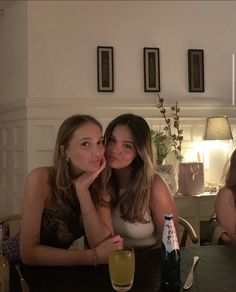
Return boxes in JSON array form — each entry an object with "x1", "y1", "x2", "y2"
[
  {"x1": 98, "y1": 113, "x2": 179, "y2": 248},
  {"x1": 3, "y1": 114, "x2": 122, "y2": 266},
  {"x1": 215, "y1": 148, "x2": 236, "y2": 244}
]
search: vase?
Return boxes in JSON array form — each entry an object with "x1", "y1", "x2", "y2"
[{"x1": 157, "y1": 164, "x2": 177, "y2": 196}]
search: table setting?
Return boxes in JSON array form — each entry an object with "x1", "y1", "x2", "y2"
[{"x1": 9, "y1": 245, "x2": 236, "y2": 292}]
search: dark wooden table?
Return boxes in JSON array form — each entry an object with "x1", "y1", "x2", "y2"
[{"x1": 10, "y1": 245, "x2": 236, "y2": 292}]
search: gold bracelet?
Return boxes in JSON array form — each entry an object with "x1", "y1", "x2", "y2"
[{"x1": 92, "y1": 247, "x2": 97, "y2": 267}]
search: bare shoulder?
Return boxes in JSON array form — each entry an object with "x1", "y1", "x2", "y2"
[
  {"x1": 25, "y1": 167, "x2": 52, "y2": 200},
  {"x1": 216, "y1": 187, "x2": 234, "y2": 205},
  {"x1": 152, "y1": 173, "x2": 169, "y2": 190},
  {"x1": 150, "y1": 173, "x2": 173, "y2": 200},
  {"x1": 27, "y1": 166, "x2": 51, "y2": 182},
  {"x1": 149, "y1": 173, "x2": 178, "y2": 234}
]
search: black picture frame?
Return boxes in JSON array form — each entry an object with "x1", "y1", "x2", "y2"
[
  {"x1": 143, "y1": 47, "x2": 160, "y2": 92},
  {"x1": 188, "y1": 49, "x2": 204, "y2": 92},
  {"x1": 97, "y1": 46, "x2": 114, "y2": 92}
]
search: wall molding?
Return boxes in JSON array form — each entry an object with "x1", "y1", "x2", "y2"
[{"x1": 1, "y1": 97, "x2": 236, "y2": 121}]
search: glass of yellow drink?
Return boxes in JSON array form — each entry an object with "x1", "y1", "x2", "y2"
[{"x1": 109, "y1": 246, "x2": 135, "y2": 292}]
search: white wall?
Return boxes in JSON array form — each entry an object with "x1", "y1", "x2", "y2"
[
  {"x1": 27, "y1": 0, "x2": 236, "y2": 103},
  {"x1": 0, "y1": 0, "x2": 27, "y2": 102},
  {"x1": 1, "y1": 0, "x2": 236, "y2": 104}
]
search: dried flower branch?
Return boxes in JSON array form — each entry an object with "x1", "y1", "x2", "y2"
[{"x1": 156, "y1": 93, "x2": 184, "y2": 161}]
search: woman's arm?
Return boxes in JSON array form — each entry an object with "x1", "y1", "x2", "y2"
[
  {"x1": 75, "y1": 188, "x2": 113, "y2": 247},
  {"x1": 96, "y1": 190, "x2": 114, "y2": 236},
  {"x1": 73, "y1": 160, "x2": 113, "y2": 247},
  {"x1": 20, "y1": 167, "x2": 122, "y2": 266},
  {"x1": 215, "y1": 187, "x2": 236, "y2": 244},
  {"x1": 149, "y1": 174, "x2": 179, "y2": 240}
]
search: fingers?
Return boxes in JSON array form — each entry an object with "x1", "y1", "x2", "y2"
[
  {"x1": 95, "y1": 157, "x2": 106, "y2": 176},
  {"x1": 110, "y1": 235, "x2": 124, "y2": 250},
  {"x1": 83, "y1": 158, "x2": 106, "y2": 182},
  {"x1": 111, "y1": 235, "x2": 123, "y2": 243},
  {"x1": 72, "y1": 158, "x2": 106, "y2": 194},
  {"x1": 100, "y1": 157, "x2": 106, "y2": 169}
]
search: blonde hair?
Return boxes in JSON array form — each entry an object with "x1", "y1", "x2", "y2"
[
  {"x1": 101, "y1": 114, "x2": 155, "y2": 223},
  {"x1": 50, "y1": 114, "x2": 102, "y2": 241}
]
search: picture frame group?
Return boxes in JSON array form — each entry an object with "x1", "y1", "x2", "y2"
[{"x1": 96, "y1": 46, "x2": 205, "y2": 93}]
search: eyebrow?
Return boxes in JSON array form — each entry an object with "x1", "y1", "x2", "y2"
[
  {"x1": 111, "y1": 135, "x2": 134, "y2": 145},
  {"x1": 80, "y1": 136, "x2": 103, "y2": 141}
]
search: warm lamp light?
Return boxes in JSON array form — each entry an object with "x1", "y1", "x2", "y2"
[{"x1": 204, "y1": 116, "x2": 233, "y2": 140}]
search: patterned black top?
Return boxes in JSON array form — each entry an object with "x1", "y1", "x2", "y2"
[{"x1": 3, "y1": 209, "x2": 85, "y2": 263}]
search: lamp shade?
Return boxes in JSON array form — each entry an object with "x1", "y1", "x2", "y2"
[{"x1": 204, "y1": 116, "x2": 233, "y2": 140}]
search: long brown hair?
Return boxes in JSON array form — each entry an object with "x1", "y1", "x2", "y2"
[
  {"x1": 50, "y1": 114, "x2": 102, "y2": 241},
  {"x1": 102, "y1": 113, "x2": 156, "y2": 223},
  {"x1": 225, "y1": 148, "x2": 236, "y2": 207}
]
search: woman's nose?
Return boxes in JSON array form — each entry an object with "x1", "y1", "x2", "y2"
[
  {"x1": 92, "y1": 144, "x2": 104, "y2": 156},
  {"x1": 111, "y1": 142, "x2": 122, "y2": 153}
]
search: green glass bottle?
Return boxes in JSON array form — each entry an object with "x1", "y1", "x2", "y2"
[{"x1": 160, "y1": 214, "x2": 180, "y2": 292}]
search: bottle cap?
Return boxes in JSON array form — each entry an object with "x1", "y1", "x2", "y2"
[{"x1": 164, "y1": 213, "x2": 173, "y2": 220}]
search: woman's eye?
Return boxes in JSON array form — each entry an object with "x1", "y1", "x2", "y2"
[
  {"x1": 81, "y1": 142, "x2": 89, "y2": 147},
  {"x1": 98, "y1": 139, "x2": 104, "y2": 145},
  {"x1": 123, "y1": 144, "x2": 132, "y2": 149}
]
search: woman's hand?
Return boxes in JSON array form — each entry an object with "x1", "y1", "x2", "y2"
[
  {"x1": 95, "y1": 235, "x2": 123, "y2": 265},
  {"x1": 73, "y1": 158, "x2": 106, "y2": 196}
]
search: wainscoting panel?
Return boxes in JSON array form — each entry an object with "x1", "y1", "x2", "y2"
[{"x1": 0, "y1": 120, "x2": 26, "y2": 216}]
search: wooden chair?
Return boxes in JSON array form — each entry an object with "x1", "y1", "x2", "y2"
[
  {"x1": 0, "y1": 214, "x2": 21, "y2": 237},
  {"x1": 179, "y1": 216, "x2": 198, "y2": 247},
  {"x1": 205, "y1": 213, "x2": 231, "y2": 245}
]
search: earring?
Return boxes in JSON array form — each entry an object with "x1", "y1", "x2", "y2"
[{"x1": 66, "y1": 157, "x2": 70, "y2": 168}]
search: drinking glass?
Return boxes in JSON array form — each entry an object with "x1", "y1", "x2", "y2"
[{"x1": 109, "y1": 246, "x2": 135, "y2": 292}]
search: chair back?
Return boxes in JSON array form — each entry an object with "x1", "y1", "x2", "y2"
[
  {"x1": 205, "y1": 213, "x2": 231, "y2": 245},
  {"x1": 179, "y1": 216, "x2": 198, "y2": 247},
  {"x1": 0, "y1": 214, "x2": 21, "y2": 238}
]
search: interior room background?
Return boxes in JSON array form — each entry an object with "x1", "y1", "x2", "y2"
[{"x1": 0, "y1": 0, "x2": 236, "y2": 216}]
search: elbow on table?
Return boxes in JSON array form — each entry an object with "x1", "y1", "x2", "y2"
[
  {"x1": 21, "y1": 252, "x2": 35, "y2": 266},
  {"x1": 20, "y1": 247, "x2": 39, "y2": 266}
]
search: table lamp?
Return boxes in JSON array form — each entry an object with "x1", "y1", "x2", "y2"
[
  {"x1": 203, "y1": 116, "x2": 233, "y2": 187},
  {"x1": 204, "y1": 116, "x2": 233, "y2": 140}
]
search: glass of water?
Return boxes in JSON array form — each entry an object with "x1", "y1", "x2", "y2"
[{"x1": 108, "y1": 246, "x2": 135, "y2": 292}]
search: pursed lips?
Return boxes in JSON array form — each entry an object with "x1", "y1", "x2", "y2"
[
  {"x1": 90, "y1": 159, "x2": 102, "y2": 165},
  {"x1": 106, "y1": 155, "x2": 120, "y2": 162}
]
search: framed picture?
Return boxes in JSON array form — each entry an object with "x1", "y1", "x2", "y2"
[
  {"x1": 143, "y1": 47, "x2": 160, "y2": 92},
  {"x1": 188, "y1": 49, "x2": 204, "y2": 92},
  {"x1": 97, "y1": 46, "x2": 114, "y2": 92}
]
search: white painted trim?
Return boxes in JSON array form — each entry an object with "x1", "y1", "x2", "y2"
[{"x1": 0, "y1": 97, "x2": 236, "y2": 120}]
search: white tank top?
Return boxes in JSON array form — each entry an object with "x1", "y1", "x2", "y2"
[{"x1": 112, "y1": 189, "x2": 159, "y2": 247}]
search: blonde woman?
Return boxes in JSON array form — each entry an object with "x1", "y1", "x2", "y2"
[{"x1": 3, "y1": 115, "x2": 122, "y2": 266}]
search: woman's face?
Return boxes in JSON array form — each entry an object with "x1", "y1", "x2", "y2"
[
  {"x1": 65, "y1": 122, "x2": 104, "y2": 175},
  {"x1": 105, "y1": 124, "x2": 137, "y2": 169}
]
